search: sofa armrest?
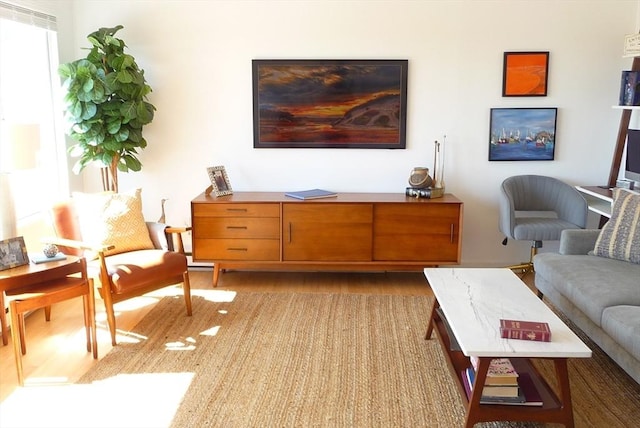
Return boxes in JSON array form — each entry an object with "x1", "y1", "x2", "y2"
[{"x1": 558, "y1": 229, "x2": 601, "y2": 255}]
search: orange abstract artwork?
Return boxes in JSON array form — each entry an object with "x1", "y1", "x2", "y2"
[{"x1": 502, "y1": 52, "x2": 549, "y2": 97}]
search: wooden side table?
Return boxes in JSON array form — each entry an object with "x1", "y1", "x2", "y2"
[{"x1": 0, "y1": 256, "x2": 97, "y2": 385}]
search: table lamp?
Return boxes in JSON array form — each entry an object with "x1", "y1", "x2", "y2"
[{"x1": 0, "y1": 123, "x2": 40, "y2": 240}]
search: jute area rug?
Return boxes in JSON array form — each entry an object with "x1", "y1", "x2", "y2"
[{"x1": 76, "y1": 291, "x2": 640, "y2": 428}]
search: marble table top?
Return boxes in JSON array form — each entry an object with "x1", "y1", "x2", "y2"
[{"x1": 424, "y1": 268, "x2": 592, "y2": 358}]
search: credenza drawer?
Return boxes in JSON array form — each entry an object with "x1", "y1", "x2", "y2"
[
  {"x1": 193, "y1": 217, "x2": 279, "y2": 239},
  {"x1": 193, "y1": 238, "x2": 280, "y2": 261},
  {"x1": 192, "y1": 203, "x2": 279, "y2": 218}
]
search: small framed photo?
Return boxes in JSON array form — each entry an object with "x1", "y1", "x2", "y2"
[
  {"x1": 0, "y1": 236, "x2": 29, "y2": 271},
  {"x1": 206, "y1": 166, "x2": 233, "y2": 197},
  {"x1": 502, "y1": 51, "x2": 549, "y2": 97},
  {"x1": 489, "y1": 107, "x2": 557, "y2": 161}
]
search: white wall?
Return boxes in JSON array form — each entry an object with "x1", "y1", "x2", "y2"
[{"x1": 19, "y1": 0, "x2": 640, "y2": 266}]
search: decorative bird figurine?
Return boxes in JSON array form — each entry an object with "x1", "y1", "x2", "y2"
[{"x1": 158, "y1": 198, "x2": 168, "y2": 223}]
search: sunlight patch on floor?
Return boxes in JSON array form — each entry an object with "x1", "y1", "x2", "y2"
[
  {"x1": 0, "y1": 372, "x2": 193, "y2": 428},
  {"x1": 192, "y1": 288, "x2": 237, "y2": 303}
]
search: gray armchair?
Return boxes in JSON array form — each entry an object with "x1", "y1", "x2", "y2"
[{"x1": 499, "y1": 175, "x2": 588, "y2": 278}]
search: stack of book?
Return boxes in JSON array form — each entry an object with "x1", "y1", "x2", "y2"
[{"x1": 461, "y1": 358, "x2": 543, "y2": 406}]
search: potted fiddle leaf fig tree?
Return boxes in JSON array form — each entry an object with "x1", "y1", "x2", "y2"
[{"x1": 58, "y1": 25, "x2": 155, "y2": 192}]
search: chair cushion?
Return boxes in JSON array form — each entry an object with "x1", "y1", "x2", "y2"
[
  {"x1": 73, "y1": 189, "x2": 154, "y2": 257},
  {"x1": 90, "y1": 249, "x2": 187, "y2": 294},
  {"x1": 594, "y1": 189, "x2": 640, "y2": 264}
]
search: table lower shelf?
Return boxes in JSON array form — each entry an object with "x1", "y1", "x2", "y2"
[{"x1": 426, "y1": 303, "x2": 575, "y2": 427}]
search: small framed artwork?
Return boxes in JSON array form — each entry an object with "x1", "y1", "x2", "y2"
[
  {"x1": 489, "y1": 107, "x2": 557, "y2": 161},
  {"x1": 206, "y1": 166, "x2": 233, "y2": 197},
  {"x1": 0, "y1": 236, "x2": 29, "y2": 271},
  {"x1": 252, "y1": 59, "x2": 408, "y2": 149},
  {"x1": 502, "y1": 51, "x2": 549, "y2": 97}
]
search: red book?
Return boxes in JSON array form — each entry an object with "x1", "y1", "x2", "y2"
[{"x1": 499, "y1": 319, "x2": 551, "y2": 342}]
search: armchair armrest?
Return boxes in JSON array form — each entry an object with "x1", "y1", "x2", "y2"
[
  {"x1": 558, "y1": 229, "x2": 601, "y2": 255},
  {"x1": 42, "y1": 236, "x2": 115, "y2": 254},
  {"x1": 166, "y1": 226, "x2": 191, "y2": 254},
  {"x1": 146, "y1": 222, "x2": 191, "y2": 253}
]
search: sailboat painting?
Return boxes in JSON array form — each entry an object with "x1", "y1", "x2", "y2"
[{"x1": 489, "y1": 108, "x2": 557, "y2": 161}]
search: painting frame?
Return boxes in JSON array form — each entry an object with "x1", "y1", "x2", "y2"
[
  {"x1": 252, "y1": 59, "x2": 408, "y2": 149},
  {"x1": 489, "y1": 107, "x2": 557, "y2": 161},
  {"x1": 502, "y1": 51, "x2": 549, "y2": 97},
  {"x1": 206, "y1": 166, "x2": 233, "y2": 197},
  {"x1": 0, "y1": 236, "x2": 29, "y2": 271}
]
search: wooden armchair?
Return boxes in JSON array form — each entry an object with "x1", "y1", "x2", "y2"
[{"x1": 46, "y1": 196, "x2": 192, "y2": 346}]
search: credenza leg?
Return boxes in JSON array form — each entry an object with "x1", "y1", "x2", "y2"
[{"x1": 212, "y1": 263, "x2": 220, "y2": 287}]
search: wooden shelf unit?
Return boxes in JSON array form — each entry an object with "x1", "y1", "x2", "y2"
[
  {"x1": 609, "y1": 56, "x2": 640, "y2": 187},
  {"x1": 191, "y1": 192, "x2": 463, "y2": 286}
]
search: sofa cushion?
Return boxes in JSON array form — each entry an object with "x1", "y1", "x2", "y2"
[
  {"x1": 602, "y1": 305, "x2": 640, "y2": 362},
  {"x1": 594, "y1": 189, "x2": 640, "y2": 264},
  {"x1": 73, "y1": 189, "x2": 154, "y2": 257},
  {"x1": 534, "y1": 253, "x2": 640, "y2": 326}
]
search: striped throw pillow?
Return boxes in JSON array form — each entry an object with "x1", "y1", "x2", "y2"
[{"x1": 594, "y1": 189, "x2": 640, "y2": 264}]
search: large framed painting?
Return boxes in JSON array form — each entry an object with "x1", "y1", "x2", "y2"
[
  {"x1": 489, "y1": 107, "x2": 557, "y2": 161},
  {"x1": 252, "y1": 59, "x2": 408, "y2": 149},
  {"x1": 502, "y1": 51, "x2": 549, "y2": 97}
]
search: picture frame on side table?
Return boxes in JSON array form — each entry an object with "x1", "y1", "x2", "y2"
[
  {"x1": 489, "y1": 107, "x2": 557, "y2": 161},
  {"x1": 0, "y1": 236, "x2": 29, "y2": 271},
  {"x1": 252, "y1": 59, "x2": 408, "y2": 149},
  {"x1": 206, "y1": 166, "x2": 233, "y2": 197},
  {"x1": 502, "y1": 51, "x2": 549, "y2": 97}
]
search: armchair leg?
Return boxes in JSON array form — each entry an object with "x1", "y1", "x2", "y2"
[
  {"x1": 101, "y1": 289, "x2": 118, "y2": 346},
  {"x1": 183, "y1": 271, "x2": 192, "y2": 316},
  {"x1": 505, "y1": 242, "x2": 540, "y2": 278}
]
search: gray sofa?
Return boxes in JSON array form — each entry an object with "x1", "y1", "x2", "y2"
[{"x1": 534, "y1": 225, "x2": 640, "y2": 385}]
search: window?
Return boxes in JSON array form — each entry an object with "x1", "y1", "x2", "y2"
[{"x1": 0, "y1": 2, "x2": 67, "y2": 239}]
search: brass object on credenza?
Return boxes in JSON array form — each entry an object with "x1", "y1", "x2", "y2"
[{"x1": 405, "y1": 138, "x2": 446, "y2": 199}]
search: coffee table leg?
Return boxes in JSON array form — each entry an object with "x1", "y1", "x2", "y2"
[
  {"x1": 465, "y1": 357, "x2": 490, "y2": 428},
  {"x1": 424, "y1": 299, "x2": 439, "y2": 340},
  {"x1": 554, "y1": 358, "x2": 575, "y2": 428}
]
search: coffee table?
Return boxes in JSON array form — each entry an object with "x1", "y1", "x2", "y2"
[{"x1": 423, "y1": 268, "x2": 591, "y2": 428}]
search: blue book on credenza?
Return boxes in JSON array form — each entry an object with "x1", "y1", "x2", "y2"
[{"x1": 285, "y1": 189, "x2": 337, "y2": 200}]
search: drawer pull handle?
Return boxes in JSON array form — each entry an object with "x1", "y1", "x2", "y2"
[
  {"x1": 227, "y1": 208, "x2": 248, "y2": 212},
  {"x1": 227, "y1": 226, "x2": 248, "y2": 230},
  {"x1": 228, "y1": 247, "x2": 248, "y2": 252},
  {"x1": 450, "y1": 224, "x2": 454, "y2": 243}
]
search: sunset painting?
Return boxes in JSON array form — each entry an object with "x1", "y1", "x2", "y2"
[{"x1": 252, "y1": 60, "x2": 408, "y2": 148}]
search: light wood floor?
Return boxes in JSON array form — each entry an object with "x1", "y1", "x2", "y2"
[{"x1": 1, "y1": 268, "x2": 455, "y2": 402}]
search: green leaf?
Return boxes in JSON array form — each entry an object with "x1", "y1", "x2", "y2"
[
  {"x1": 81, "y1": 102, "x2": 97, "y2": 120},
  {"x1": 69, "y1": 100, "x2": 82, "y2": 118},
  {"x1": 136, "y1": 101, "x2": 154, "y2": 123},
  {"x1": 120, "y1": 101, "x2": 137, "y2": 120},
  {"x1": 117, "y1": 69, "x2": 134, "y2": 84},
  {"x1": 106, "y1": 117, "x2": 121, "y2": 134}
]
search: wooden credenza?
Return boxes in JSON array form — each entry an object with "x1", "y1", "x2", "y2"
[{"x1": 191, "y1": 192, "x2": 463, "y2": 285}]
